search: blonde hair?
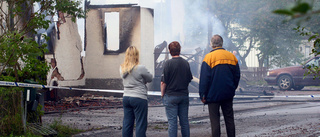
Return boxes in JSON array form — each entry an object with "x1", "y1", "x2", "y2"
[{"x1": 121, "y1": 46, "x2": 140, "y2": 74}]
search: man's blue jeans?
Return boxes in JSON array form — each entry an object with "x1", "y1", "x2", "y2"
[
  {"x1": 122, "y1": 96, "x2": 148, "y2": 137},
  {"x1": 163, "y1": 94, "x2": 190, "y2": 137}
]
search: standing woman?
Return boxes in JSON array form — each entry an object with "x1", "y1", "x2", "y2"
[{"x1": 120, "y1": 46, "x2": 153, "y2": 137}]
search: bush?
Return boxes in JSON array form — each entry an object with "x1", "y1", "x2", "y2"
[{"x1": 0, "y1": 87, "x2": 24, "y2": 136}]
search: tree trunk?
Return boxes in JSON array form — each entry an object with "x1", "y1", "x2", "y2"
[
  {"x1": 241, "y1": 36, "x2": 255, "y2": 68},
  {"x1": 8, "y1": 1, "x2": 14, "y2": 31}
]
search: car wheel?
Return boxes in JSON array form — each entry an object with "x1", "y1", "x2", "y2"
[
  {"x1": 293, "y1": 85, "x2": 304, "y2": 90},
  {"x1": 277, "y1": 75, "x2": 293, "y2": 90}
]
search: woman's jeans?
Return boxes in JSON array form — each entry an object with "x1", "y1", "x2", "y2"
[
  {"x1": 122, "y1": 96, "x2": 148, "y2": 137},
  {"x1": 163, "y1": 94, "x2": 190, "y2": 137}
]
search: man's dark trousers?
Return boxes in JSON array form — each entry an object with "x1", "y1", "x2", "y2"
[{"x1": 208, "y1": 99, "x2": 235, "y2": 137}]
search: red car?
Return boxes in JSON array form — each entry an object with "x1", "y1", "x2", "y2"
[{"x1": 264, "y1": 56, "x2": 320, "y2": 90}]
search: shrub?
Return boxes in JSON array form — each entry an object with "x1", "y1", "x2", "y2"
[{"x1": 0, "y1": 87, "x2": 24, "y2": 136}]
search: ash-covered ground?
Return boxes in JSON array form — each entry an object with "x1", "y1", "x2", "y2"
[{"x1": 42, "y1": 86, "x2": 320, "y2": 137}]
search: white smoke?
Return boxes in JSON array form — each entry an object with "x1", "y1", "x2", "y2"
[{"x1": 77, "y1": 0, "x2": 226, "y2": 54}]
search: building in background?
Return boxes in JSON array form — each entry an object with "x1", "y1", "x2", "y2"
[
  {"x1": 44, "y1": 2, "x2": 154, "y2": 98},
  {"x1": 84, "y1": 2, "x2": 154, "y2": 92}
]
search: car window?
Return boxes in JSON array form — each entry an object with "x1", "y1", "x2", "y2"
[{"x1": 305, "y1": 57, "x2": 320, "y2": 67}]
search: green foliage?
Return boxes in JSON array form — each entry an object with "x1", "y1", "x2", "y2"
[
  {"x1": 55, "y1": 0, "x2": 86, "y2": 22},
  {"x1": 26, "y1": 104, "x2": 44, "y2": 124},
  {"x1": 0, "y1": 87, "x2": 24, "y2": 136},
  {"x1": 182, "y1": 0, "x2": 302, "y2": 68},
  {"x1": 0, "y1": 0, "x2": 86, "y2": 84},
  {"x1": 292, "y1": 2, "x2": 312, "y2": 14},
  {"x1": 204, "y1": 0, "x2": 304, "y2": 68},
  {"x1": 273, "y1": 9, "x2": 295, "y2": 16},
  {"x1": 293, "y1": 27, "x2": 320, "y2": 56},
  {"x1": 7, "y1": 132, "x2": 42, "y2": 137},
  {"x1": 273, "y1": 0, "x2": 320, "y2": 78},
  {"x1": 305, "y1": 63, "x2": 320, "y2": 79},
  {"x1": 0, "y1": 0, "x2": 86, "y2": 136},
  {"x1": 0, "y1": 87, "x2": 46, "y2": 136},
  {"x1": 0, "y1": 31, "x2": 50, "y2": 84},
  {"x1": 273, "y1": 0, "x2": 318, "y2": 24},
  {"x1": 49, "y1": 119, "x2": 84, "y2": 137},
  {"x1": 274, "y1": 2, "x2": 312, "y2": 15}
]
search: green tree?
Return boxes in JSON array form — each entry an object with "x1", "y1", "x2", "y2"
[
  {"x1": 206, "y1": 0, "x2": 304, "y2": 68},
  {"x1": 0, "y1": 0, "x2": 86, "y2": 136},
  {"x1": 274, "y1": 0, "x2": 320, "y2": 78},
  {"x1": 0, "y1": 0, "x2": 86, "y2": 84}
]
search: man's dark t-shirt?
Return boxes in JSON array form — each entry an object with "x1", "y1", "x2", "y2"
[{"x1": 161, "y1": 57, "x2": 193, "y2": 96}]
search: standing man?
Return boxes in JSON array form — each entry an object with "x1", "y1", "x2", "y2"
[
  {"x1": 161, "y1": 41, "x2": 193, "y2": 137},
  {"x1": 199, "y1": 35, "x2": 240, "y2": 137}
]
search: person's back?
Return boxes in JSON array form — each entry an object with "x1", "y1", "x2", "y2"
[
  {"x1": 161, "y1": 41, "x2": 192, "y2": 137},
  {"x1": 122, "y1": 65, "x2": 153, "y2": 100},
  {"x1": 199, "y1": 35, "x2": 240, "y2": 137},
  {"x1": 120, "y1": 46, "x2": 153, "y2": 137},
  {"x1": 201, "y1": 48, "x2": 239, "y2": 102},
  {"x1": 162, "y1": 57, "x2": 192, "y2": 96}
]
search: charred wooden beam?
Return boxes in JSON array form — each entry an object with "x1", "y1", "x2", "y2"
[{"x1": 87, "y1": 4, "x2": 138, "y2": 9}]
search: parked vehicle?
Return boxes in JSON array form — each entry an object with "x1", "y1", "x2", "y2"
[{"x1": 264, "y1": 56, "x2": 320, "y2": 90}]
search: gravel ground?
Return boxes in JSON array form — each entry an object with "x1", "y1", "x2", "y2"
[{"x1": 42, "y1": 87, "x2": 320, "y2": 137}]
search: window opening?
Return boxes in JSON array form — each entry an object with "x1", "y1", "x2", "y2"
[{"x1": 104, "y1": 12, "x2": 120, "y2": 53}]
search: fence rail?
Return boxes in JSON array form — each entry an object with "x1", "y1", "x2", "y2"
[{"x1": 241, "y1": 67, "x2": 268, "y2": 81}]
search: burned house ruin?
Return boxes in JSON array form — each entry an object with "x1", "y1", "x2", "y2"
[
  {"x1": 84, "y1": 2, "x2": 154, "y2": 90},
  {"x1": 45, "y1": 2, "x2": 154, "y2": 98}
]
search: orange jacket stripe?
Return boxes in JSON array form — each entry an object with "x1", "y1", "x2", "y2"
[{"x1": 202, "y1": 48, "x2": 238, "y2": 68}]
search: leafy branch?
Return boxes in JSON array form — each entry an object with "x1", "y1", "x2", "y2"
[
  {"x1": 0, "y1": 0, "x2": 86, "y2": 84},
  {"x1": 273, "y1": 0, "x2": 320, "y2": 78}
]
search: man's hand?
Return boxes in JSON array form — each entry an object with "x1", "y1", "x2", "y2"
[{"x1": 201, "y1": 97, "x2": 206, "y2": 103}]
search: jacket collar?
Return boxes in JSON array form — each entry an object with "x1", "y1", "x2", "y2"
[{"x1": 210, "y1": 47, "x2": 224, "y2": 52}]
